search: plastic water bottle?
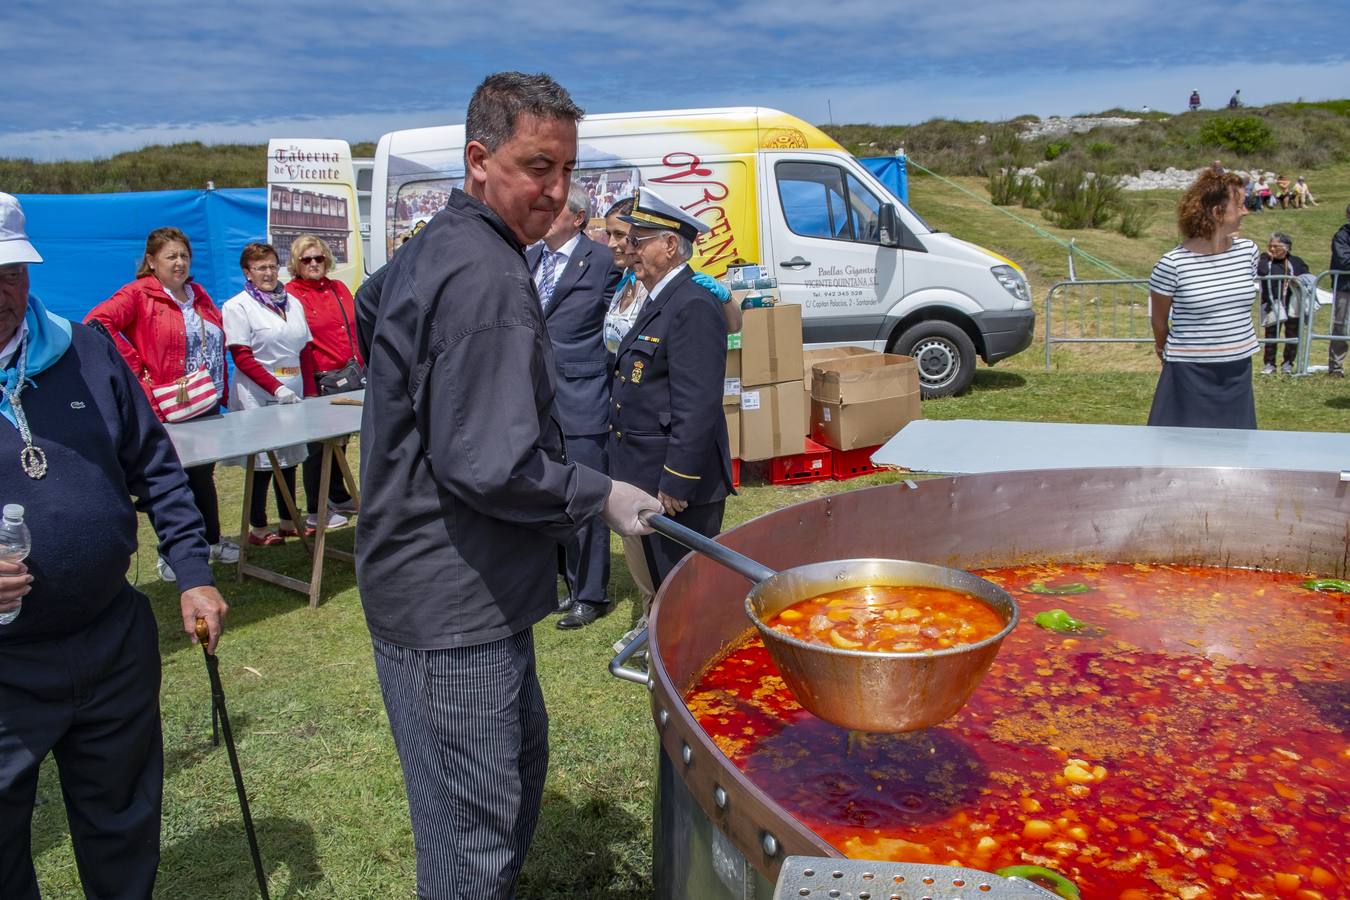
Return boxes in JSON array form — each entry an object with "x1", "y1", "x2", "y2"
[{"x1": 0, "y1": 504, "x2": 31, "y2": 626}]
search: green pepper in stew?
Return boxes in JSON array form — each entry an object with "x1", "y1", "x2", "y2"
[
  {"x1": 1025, "y1": 581, "x2": 1092, "y2": 596},
  {"x1": 1034, "y1": 608, "x2": 1087, "y2": 633},
  {"x1": 1303, "y1": 578, "x2": 1350, "y2": 593},
  {"x1": 995, "y1": 865, "x2": 1081, "y2": 899}
]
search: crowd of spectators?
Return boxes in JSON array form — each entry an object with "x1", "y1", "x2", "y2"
[
  {"x1": 1242, "y1": 172, "x2": 1318, "y2": 211},
  {"x1": 87, "y1": 229, "x2": 365, "y2": 574}
]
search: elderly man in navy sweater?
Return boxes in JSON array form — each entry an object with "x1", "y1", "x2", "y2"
[{"x1": 0, "y1": 192, "x2": 229, "y2": 900}]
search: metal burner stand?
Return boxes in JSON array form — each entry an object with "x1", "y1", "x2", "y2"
[{"x1": 773, "y1": 857, "x2": 1060, "y2": 900}]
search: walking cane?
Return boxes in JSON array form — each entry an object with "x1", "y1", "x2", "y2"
[{"x1": 196, "y1": 618, "x2": 271, "y2": 900}]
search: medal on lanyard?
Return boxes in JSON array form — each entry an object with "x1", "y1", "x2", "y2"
[{"x1": 1, "y1": 339, "x2": 48, "y2": 479}]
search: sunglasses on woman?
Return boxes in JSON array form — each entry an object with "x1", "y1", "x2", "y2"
[{"x1": 298, "y1": 255, "x2": 326, "y2": 265}]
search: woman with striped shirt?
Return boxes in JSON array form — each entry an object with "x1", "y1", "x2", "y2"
[{"x1": 1147, "y1": 170, "x2": 1259, "y2": 429}]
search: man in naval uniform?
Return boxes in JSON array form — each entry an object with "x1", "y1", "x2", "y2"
[{"x1": 608, "y1": 186, "x2": 734, "y2": 587}]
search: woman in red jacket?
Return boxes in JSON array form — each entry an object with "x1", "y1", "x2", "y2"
[
  {"x1": 286, "y1": 234, "x2": 362, "y2": 533},
  {"x1": 86, "y1": 227, "x2": 238, "y2": 580}
]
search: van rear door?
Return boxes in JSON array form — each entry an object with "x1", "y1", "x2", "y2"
[{"x1": 761, "y1": 152, "x2": 902, "y2": 346}]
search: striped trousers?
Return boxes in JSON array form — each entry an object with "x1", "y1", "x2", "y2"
[{"x1": 371, "y1": 629, "x2": 549, "y2": 900}]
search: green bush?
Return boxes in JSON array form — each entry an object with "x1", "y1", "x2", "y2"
[
  {"x1": 1116, "y1": 199, "x2": 1151, "y2": 238},
  {"x1": 986, "y1": 125, "x2": 1027, "y2": 167},
  {"x1": 1044, "y1": 142, "x2": 1069, "y2": 161},
  {"x1": 1198, "y1": 116, "x2": 1275, "y2": 155},
  {"x1": 1087, "y1": 141, "x2": 1115, "y2": 159},
  {"x1": 1019, "y1": 175, "x2": 1045, "y2": 210},
  {"x1": 987, "y1": 168, "x2": 1022, "y2": 206},
  {"x1": 1036, "y1": 164, "x2": 1123, "y2": 229}
]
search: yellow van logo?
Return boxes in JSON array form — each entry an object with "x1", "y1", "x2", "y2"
[{"x1": 760, "y1": 128, "x2": 808, "y2": 150}]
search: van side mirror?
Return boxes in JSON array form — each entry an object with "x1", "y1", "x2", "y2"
[{"x1": 878, "y1": 204, "x2": 900, "y2": 248}]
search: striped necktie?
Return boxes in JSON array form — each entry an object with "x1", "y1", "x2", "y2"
[{"x1": 537, "y1": 250, "x2": 558, "y2": 308}]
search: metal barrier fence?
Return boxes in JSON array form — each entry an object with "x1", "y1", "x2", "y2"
[
  {"x1": 1043, "y1": 274, "x2": 1342, "y2": 374},
  {"x1": 1301, "y1": 270, "x2": 1350, "y2": 375}
]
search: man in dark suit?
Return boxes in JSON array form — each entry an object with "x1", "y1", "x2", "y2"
[
  {"x1": 609, "y1": 186, "x2": 734, "y2": 586},
  {"x1": 528, "y1": 184, "x2": 623, "y2": 628}
]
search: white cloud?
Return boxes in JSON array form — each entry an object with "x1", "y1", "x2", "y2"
[{"x1": 2, "y1": 1, "x2": 1346, "y2": 160}]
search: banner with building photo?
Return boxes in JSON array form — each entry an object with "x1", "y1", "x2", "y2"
[{"x1": 266, "y1": 139, "x2": 363, "y2": 293}]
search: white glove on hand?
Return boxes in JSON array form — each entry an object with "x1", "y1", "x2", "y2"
[
  {"x1": 274, "y1": 386, "x2": 302, "y2": 405},
  {"x1": 601, "y1": 480, "x2": 662, "y2": 537}
]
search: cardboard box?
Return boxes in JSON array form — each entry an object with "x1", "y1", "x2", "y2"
[
  {"x1": 739, "y1": 380, "x2": 807, "y2": 461},
  {"x1": 811, "y1": 394, "x2": 921, "y2": 450},
  {"x1": 809, "y1": 354, "x2": 922, "y2": 450},
  {"x1": 724, "y1": 348, "x2": 742, "y2": 405},
  {"x1": 740, "y1": 304, "x2": 803, "y2": 388},
  {"x1": 800, "y1": 346, "x2": 881, "y2": 436},
  {"x1": 730, "y1": 287, "x2": 780, "y2": 310},
  {"x1": 724, "y1": 403, "x2": 741, "y2": 459}
]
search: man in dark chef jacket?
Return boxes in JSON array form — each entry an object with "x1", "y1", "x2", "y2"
[
  {"x1": 608, "y1": 186, "x2": 734, "y2": 587},
  {"x1": 353, "y1": 72, "x2": 661, "y2": 899}
]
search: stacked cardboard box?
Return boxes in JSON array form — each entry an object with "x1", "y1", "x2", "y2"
[
  {"x1": 800, "y1": 346, "x2": 880, "y2": 431},
  {"x1": 809, "y1": 353, "x2": 922, "y2": 450},
  {"x1": 724, "y1": 334, "x2": 742, "y2": 459},
  {"x1": 738, "y1": 304, "x2": 806, "y2": 461}
]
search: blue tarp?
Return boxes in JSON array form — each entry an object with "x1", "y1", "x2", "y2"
[
  {"x1": 17, "y1": 189, "x2": 267, "y2": 324},
  {"x1": 860, "y1": 154, "x2": 909, "y2": 205}
]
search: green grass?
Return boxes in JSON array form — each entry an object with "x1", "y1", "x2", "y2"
[
  {"x1": 905, "y1": 162, "x2": 1350, "y2": 287},
  {"x1": 28, "y1": 354, "x2": 1348, "y2": 897},
  {"x1": 0, "y1": 142, "x2": 378, "y2": 193},
  {"x1": 825, "y1": 100, "x2": 1350, "y2": 177},
  {"x1": 19, "y1": 103, "x2": 1350, "y2": 897},
  {"x1": 27, "y1": 459, "x2": 918, "y2": 898}
]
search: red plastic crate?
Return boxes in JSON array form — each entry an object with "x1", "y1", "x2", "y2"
[
  {"x1": 831, "y1": 444, "x2": 885, "y2": 481},
  {"x1": 731, "y1": 458, "x2": 741, "y2": 489},
  {"x1": 768, "y1": 437, "x2": 833, "y2": 485}
]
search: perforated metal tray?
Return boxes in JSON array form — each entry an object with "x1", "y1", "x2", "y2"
[{"x1": 772, "y1": 856, "x2": 1061, "y2": 900}]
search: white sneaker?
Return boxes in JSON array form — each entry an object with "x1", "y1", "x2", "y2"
[
  {"x1": 1260, "y1": 364, "x2": 1275, "y2": 375},
  {"x1": 305, "y1": 511, "x2": 349, "y2": 530},
  {"x1": 156, "y1": 556, "x2": 177, "y2": 582},
  {"x1": 210, "y1": 539, "x2": 241, "y2": 564},
  {"x1": 613, "y1": 617, "x2": 649, "y2": 654},
  {"x1": 1280, "y1": 363, "x2": 1294, "y2": 375}
]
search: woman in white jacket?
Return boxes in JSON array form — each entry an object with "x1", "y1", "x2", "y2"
[{"x1": 222, "y1": 243, "x2": 314, "y2": 544}]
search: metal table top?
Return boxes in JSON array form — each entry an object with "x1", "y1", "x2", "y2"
[
  {"x1": 874, "y1": 419, "x2": 1350, "y2": 476},
  {"x1": 165, "y1": 393, "x2": 363, "y2": 468}
]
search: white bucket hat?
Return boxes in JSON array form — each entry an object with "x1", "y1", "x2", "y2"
[{"x1": 0, "y1": 193, "x2": 43, "y2": 266}]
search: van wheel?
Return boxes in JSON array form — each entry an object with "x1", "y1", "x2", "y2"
[{"x1": 891, "y1": 321, "x2": 976, "y2": 398}]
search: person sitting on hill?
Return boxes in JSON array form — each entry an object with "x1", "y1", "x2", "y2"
[
  {"x1": 1291, "y1": 177, "x2": 1317, "y2": 209},
  {"x1": 1188, "y1": 90, "x2": 1201, "y2": 111},
  {"x1": 1227, "y1": 90, "x2": 1242, "y2": 109},
  {"x1": 1247, "y1": 176, "x2": 1269, "y2": 210},
  {"x1": 1243, "y1": 176, "x2": 1262, "y2": 212},
  {"x1": 1274, "y1": 175, "x2": 1292, "y2": 209}
]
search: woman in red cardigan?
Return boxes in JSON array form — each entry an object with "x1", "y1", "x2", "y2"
[
  {"x1": 286, "y1": 234, "x2": 362, "y2": 533},
  {"x1": 86, "y1": 227, "x2": 238, "y2": 580}
]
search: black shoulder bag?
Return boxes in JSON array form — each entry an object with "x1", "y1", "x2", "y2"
[{"x1": 315, "y1": 289, "x2": 368, "y2": 395}]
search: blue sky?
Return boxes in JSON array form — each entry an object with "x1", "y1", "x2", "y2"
[{"x1": 3, "y1": 0, "x2": 1348, "y2": 161}]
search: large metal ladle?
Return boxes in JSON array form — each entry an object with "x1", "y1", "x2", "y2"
[{"x1": 611, "y1": 514, "x2": 1019, "y2": 733}]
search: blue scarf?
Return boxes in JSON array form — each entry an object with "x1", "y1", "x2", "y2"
[{"x1": 0, "y1": 294, "x2": 73, "y2": 430}]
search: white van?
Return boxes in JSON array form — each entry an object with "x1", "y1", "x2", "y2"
[{"x1": 368, "y1": 107, "x2": 1034, "y2": 397}]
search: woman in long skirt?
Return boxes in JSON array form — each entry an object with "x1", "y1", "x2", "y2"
[{"x1": 1147, "y1": 169, "x2": 1260, "y2": 429}]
